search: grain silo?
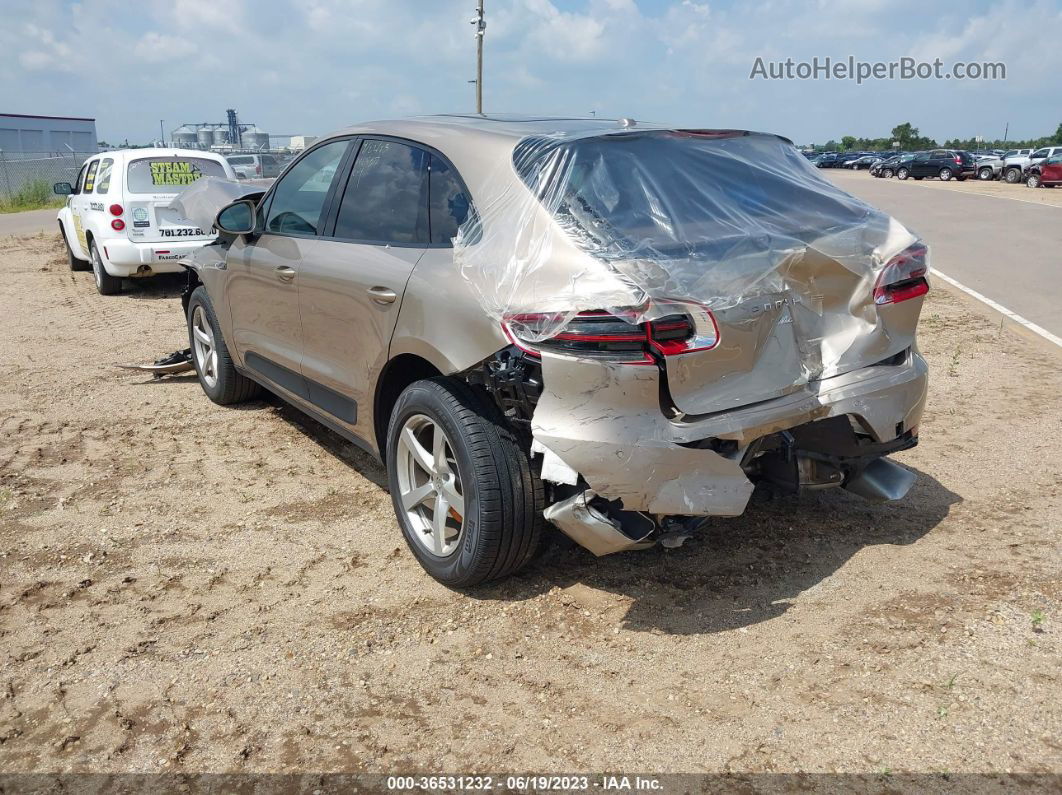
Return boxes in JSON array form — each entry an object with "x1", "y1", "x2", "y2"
[
  {"x1": 242, "y1": 127, "x2": 271, "y2": 150},
  {"x1": 196, "y1": 126, "x2": 216, "y2": 148},
  {"x1": 171, "y1": 125, "x2": 199, "y2": 149}
]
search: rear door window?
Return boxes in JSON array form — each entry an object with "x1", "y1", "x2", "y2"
[
  {"x1": 83, "y1": 159, "x2": 100, "y2": 193},
  {"x1": 126, "y1": 157, "x2": 227, "y2": 194},
  {"x1": 428, "y1": 156, "x2": 471, "y2": 245},
  {"x1": 264, "y1": 139, "x2": 350, "y2": 236},
  {"x1": 332, "y1": 139, "x2": 429, "y2": 245},
  {"x1": 95, "y1": 158, "x2": 115, "y2": 193}
]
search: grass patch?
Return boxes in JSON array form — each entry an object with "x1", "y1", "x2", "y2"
[{"x1": 0, "y1": 180, "x2": 66, "y2": 213}]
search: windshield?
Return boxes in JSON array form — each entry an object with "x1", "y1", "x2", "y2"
[
  {"x1": 126, "y1": 157, "x2": 227, "y2": 194},
  {"x1": 513, "y1": 131, "x2": 875, "y2": 258}
]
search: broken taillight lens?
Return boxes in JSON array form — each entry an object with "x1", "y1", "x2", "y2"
[
  {"x1": 503, "y1": 302, "x2": 718, "y2": 365},
  {"x1": 874, "y1": 242, "x2": 929, "y2": 305}
]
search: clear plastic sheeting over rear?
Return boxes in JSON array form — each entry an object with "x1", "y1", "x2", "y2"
[{"x1": 453, "y1": 127, "x2": 921, "y2": 387}]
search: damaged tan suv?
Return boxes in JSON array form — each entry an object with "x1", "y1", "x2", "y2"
[{"x1": 179, "y1": 115, "x2": 930, "y2": 586}]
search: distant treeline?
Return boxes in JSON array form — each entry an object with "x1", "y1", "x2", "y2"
[{"x1": 810, "y1": 122, "x2": 1062, "y2": 152}]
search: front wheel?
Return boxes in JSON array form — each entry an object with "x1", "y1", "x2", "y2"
[
  {"x1": 1004, "y1": 167, "x2": 1021, "y2": 184},
  {"x1": 896, "y1": 168, "x2": 909, "y2": 180},
  {"x1": 1026, "y1": 173, "x2": 1042, "y2": 188},
  {"x1": 186, "y1": 286, "x2": 262, "y2": 405},
  {"x1": 386, "y1": 378, "x2": 543, "y2": 587},
  {"x1": 882, "y1": 168, "x2": 894, "y2": 178},
  {"x1": 89, "y1": 240, "x2": 122, "y2": 295}
]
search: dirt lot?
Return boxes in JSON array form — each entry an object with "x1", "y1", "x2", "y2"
[{"x1": 1, "y1": 231, "x2": 1059, "y2": 777}]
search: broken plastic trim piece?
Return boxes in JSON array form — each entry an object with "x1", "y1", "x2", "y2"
[
  {"x1": 116, "y1": 348, "x2": 194, "y2": 378},
  {"x1": 543, "y1": 490, "x2": 654, "y2": 556}
]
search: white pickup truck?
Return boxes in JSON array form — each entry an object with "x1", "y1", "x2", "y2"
[{"x1": 55, "y1": 148, "x2": 235, "y2": 294}]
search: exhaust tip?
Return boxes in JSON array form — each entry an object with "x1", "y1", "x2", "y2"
[{"x1": 844, "y1": 457, "x2": 917, "y2": 503}]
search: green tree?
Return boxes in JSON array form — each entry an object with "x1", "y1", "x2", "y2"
[
  {"x1": 1052, "y1": 122, "x2": 1062, "y2": 145},
  {"x1": 891, "y1": 122, "x2": 917, "y2": 148},
  {"x1": 841, "y1": 136, "x2": 857, "y2": 151}
]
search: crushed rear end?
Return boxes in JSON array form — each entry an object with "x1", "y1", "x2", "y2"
[{"x1": 465, "y1": 127, "x2": 930, "y2": 555}]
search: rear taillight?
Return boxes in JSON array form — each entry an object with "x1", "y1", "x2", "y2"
[
  {"x1": 954, "y1": 156, "x2": 962, "y2": 164},
  {"x1": 874, "y1": 242, "x2": 929, "y2": 305},
  {"x1": 255, "y1": 164, "x2": 262, "y2": 175},
  {"x1": 109, "y1": 204, "x2": 123, "y2": 216},
  {"x1": 503, "y1": 303, "x2": 718, "y2": 365},
  {"x1": 111, "y1": 219, "x2": 125, "y2": 231}
]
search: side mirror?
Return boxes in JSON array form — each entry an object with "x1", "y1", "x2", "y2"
[
  {"x1": 53, "y1": 182, "x2": 73, "y2": 196},
  {"x1": 215, "y1": 200, "x2": 256, "y2": 235}
]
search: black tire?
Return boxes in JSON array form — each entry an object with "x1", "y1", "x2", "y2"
[
  {"x1": 89, "y1": 239, "x2": 122, "y2": 295},
  {"x1": 60, "y1": 222, "x2": 89, "y2": 271},
  {"x1": 1004, "y1": 167, "x2": 1021, "y2": 184},
  {"x1": 938, "y1": 168, "x2": 953, "y2": 181},
  {"x1": 1026, "y1": 173, "x2": 1042, "y2": 188},
  {"x1": 386, "y1": 377, "x2": 543, "y2": 588},
  {"x1": 896, "y1": 168, "x2": 909, "y2": 180},
  {"x1": 978, "y1": 167, "x2": 994, "y2": 181},
  {"x1": 186, "y1": 286, "x2": 262, "y2": 405},
  {"x1": 882, "y1": 168, "x2": 894, "y2": 179}
]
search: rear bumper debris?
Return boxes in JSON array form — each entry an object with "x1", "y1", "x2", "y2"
[{"x1": 532, "y1": 347, "x2": 927, "y2": 522}]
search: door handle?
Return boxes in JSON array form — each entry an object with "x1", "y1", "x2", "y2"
[
  {"x1": 368, "y1": 286, "x2": 397, "y2": 305},
  {"x1": 275, "y1": 265, "x2": 296, "y2": 283}
]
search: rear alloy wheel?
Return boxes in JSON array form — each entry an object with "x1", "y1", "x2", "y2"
[
  {"x1": 387, "y1": 377, "x2": 543, "y2": 587},
  {"x1": 978, "y1": 167, "x2": 994, "y2": 180},
  {"x1": 1026, "y1": 173, "x2": 1042, "y2": 188},
  {"x1": 896, "y1": 168, "x2": 909, "y2": 180},
  {"x1": 938, "y1": 168, "x2": 953, "y2": 181},
  {"x1": 1004, "y1": 167, "x2": 1021, "y2": 184},
  {"x1": 89, "y1": 240, "x2": 122, "y2": 295}
]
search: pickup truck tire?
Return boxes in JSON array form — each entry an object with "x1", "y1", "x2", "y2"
[
  {"x1": 60, "y1": 222, "x2": 89, "y2": 271},
  {"x1": 896, "y1": 168, "x2": 909, "y2": 180},
  {"x1": 186, "y1": 286, "x2": 262, "y2": 405},
  {"x1": 1004, "y1": 167, "x2": 1022, "y2": 184},
  {"x1": 386, "y1": 377, "x2": 544, "y2": 588},
  {"x1": 89, "y1": 240, "x2": 122, "y2": 295},
  {"x1": 978, "y1": 167, "x2": 994, "y2": 180}
]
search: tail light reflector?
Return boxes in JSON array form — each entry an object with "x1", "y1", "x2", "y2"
[
  {"x1": 502, "y1": 303, "x2": 718, "y2": 365},
  {"x1": 111, "y1": 219, "x2": 125, "y2": 231},
  {"x1": 874, "y1": 242, "x2": 929, "y2": 305},
  {"x1": 109, "y1": 204, "x2": 123, "y2": 216}
]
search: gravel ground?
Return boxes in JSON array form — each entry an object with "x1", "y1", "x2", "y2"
[{"x1": 0, "y1": 232, "x2": 1059, "y2": 777}]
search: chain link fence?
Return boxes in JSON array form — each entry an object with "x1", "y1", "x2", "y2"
[{"x1": 0, "y1": 150, "x2": 95, "y2": 202}]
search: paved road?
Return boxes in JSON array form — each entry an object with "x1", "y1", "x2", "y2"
[
  {"x1": 0, "y1": 207, "x2": 59, "y2": 238},
  {"x1": 828, "y1": 169, "x2": 1062, "y2": 338}
]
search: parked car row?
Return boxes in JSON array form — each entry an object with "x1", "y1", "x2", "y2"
[{"x1": 863, "y1": 146, "x2": 1062, "y2": 187}]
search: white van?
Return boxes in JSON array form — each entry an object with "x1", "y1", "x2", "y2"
[{"x1": 55, "y1": 149, "x2": 236, "y2": 295}]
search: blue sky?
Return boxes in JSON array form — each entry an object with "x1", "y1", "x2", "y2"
[{"x1": 2, "y1": 0, "x2": 1059, "y2": 145}]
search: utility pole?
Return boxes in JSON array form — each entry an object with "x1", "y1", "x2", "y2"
[
  {"x1": 471, "y1": 1, "x2": 485, "y2": 113},
  {"x1": 160, "y1": 120, "x2": 165, "y2": 146}
]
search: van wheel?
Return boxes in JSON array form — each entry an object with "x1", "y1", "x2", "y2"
[
  {"x1": 60, "y1": 222, "x2": 89, "y2": 271},
  {"x1": 1004, "y1": 167, "x2": 1021, "y2": 184},
  {"x1": 896, "y1": 168, "x2": 909, "y2": 180},
  {"x1": 386, "y1": 377, "x2": 543, "y2": 588},
  {"x1": 89, "y1": 240, "x2": 122, "y2": 295},
  {"x1": 186, "y1": 286, "x2": 262, "y2": 405},
  {"x1": 978, "y1": 167, "x2": 993, "y2": 180}
]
